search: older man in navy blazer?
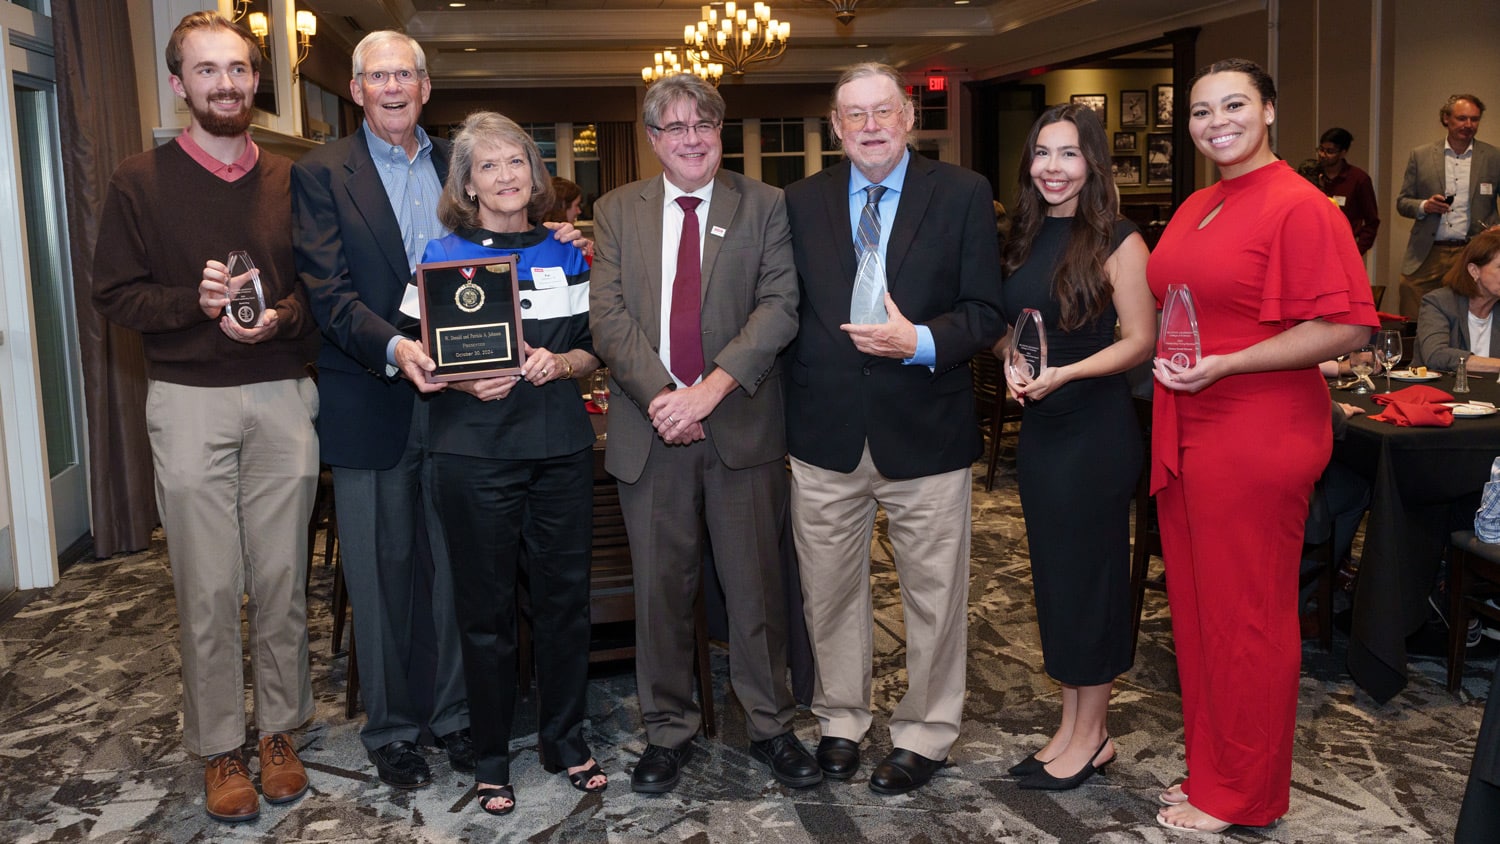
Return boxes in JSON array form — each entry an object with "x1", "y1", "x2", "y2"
[
  {"x1": 291, "y1": 30, "x2": 472, "y2": 790},
  {"x1": 783, "y1": 62, "x2": 1002, "y2": 796}
]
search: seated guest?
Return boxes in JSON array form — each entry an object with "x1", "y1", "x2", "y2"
[
  {"x1": 544, "y1": 177, "x2": 584, "y2": 224},
  {"x1": 423, "y1": 111, "x2": 606, "y2": 817},
  {"x1": 1415, "y1": 229, "x2": 1500, "y2": 372}
]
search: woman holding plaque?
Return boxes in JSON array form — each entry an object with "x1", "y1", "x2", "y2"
[
  {"x1": 998, "y1": 103, "x2": 1154, "y2": 791},
  {"x1": 1147, "y1": 60, "x2": 1376, "y2": 833},
  {"x1": 422, "y1": 111, "x2": 605, "y2": 817}
]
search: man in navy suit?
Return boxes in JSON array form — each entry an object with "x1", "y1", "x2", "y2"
[
  {"x1": 291, "y1": 30, "x2": 473, "y2": 790},
  {"x1": 1396, "y1": 94, "x2": 1500, "y2": 318},
  {"x1": 783, "y1": 63, "x2": 1002, "y2": 796}
]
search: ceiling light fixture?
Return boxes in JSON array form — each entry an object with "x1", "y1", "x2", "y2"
[
  {"x1": 642, "y1": 47, "x2": 724, "y2": 87},
  {"x1": 684, "y1": 2, "x2": 789, "y2": 77}
]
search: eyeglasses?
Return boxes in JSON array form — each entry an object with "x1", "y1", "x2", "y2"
[
  {"x1": 1316, "y1": 146, "x2": 1342, "y2": 156},
  {"x1": 359, "y1": 68, "x2": 423, "y2": 86},
  {"x1": 837, "y1": 105, "x2": 904, "y2": 128},
  {"x1": 648, "y1": 121, "x2": 721, "y2": 139}
]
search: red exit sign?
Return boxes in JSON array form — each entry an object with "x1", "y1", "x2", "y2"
[{"x1": 927, "y1": 75, "x2": 946, "y2": 92}]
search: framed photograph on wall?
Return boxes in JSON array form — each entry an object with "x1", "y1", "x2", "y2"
[
  {"x1": 1147, "y1": 133, "x2": 1173, "y2": 186},
  {"x1": 1114, "y1": 132, "x2": 1138, "y2": 153},
  {"x1": 1120, "y1": 90, "x2": 1148, "y2": 128},
  {"x1": 1112, "y1": 156, "x2": 1142, "y2": 187},
  {"x1": 1154, "y1": 83, "x2": 1174, "y2": 128},
  {"x1": 1070, "y1": 93, "x2": 1107, "y2": 127}
]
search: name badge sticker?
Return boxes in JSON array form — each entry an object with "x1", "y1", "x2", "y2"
[
  {"x1": 531, "y1": 266, "x2": 569, "y2": 289},
  {"x1": 710, "y1": 225, "x2": 727, "y2": 238},
  {"x1": 1334, "y1": 195, "x2": 1347, "y2": 206},
  {"x1": 1482, "y1": 183, "x2": 1494, "y2": 196}
]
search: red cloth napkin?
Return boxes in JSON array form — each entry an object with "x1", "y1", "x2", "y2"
[
  {"x1": 1371, "y1": 385, "x2": 1455, "y2": 426},
  {"x1": 585, "y1": 399, "x2": 604, "y2": 414}
]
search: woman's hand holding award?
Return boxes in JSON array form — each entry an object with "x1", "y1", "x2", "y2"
[
  {"x1": 1156, "y1": 283, "x2": 1201, "y2": 370},
  {"x1": 1007, "y1": 308, "x2": 1048, "y2": 384}
]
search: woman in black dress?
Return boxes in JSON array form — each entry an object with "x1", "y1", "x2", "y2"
[{"x1": 998, "y1": 103, "x2": 1154, "y2": 790}]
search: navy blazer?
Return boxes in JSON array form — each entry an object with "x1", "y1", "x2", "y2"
[
  {"x1": 292, "y1": 130, "x2": 451, "y2": 470},
  {"x1": 783, "y1": 153, "x2": 1002, "y2": 479}
]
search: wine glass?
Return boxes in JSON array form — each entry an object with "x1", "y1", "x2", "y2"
[
  {"x1": 1376, "y1": 330, "x2": 1403, "y2": 393},
  {"x1": 591, "y1": 368, "x2": 610, "y2": 440},
  {"x1": 1349, "y1": 346, "x2": 1375, "y2": 395}
]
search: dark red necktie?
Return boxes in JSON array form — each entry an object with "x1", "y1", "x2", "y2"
[{"x1": 670, "y1": 195, "x2": 704, "y2": 385}]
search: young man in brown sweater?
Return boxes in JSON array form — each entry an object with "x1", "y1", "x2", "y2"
[{"x1": 91, "y1": 12, "x2": 320, "y2": 824}]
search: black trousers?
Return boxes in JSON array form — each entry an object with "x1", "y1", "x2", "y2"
[{"x1": 432, "y1": 447, "x2": 593, "y2": 785}]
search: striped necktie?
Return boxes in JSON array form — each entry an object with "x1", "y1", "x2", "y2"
[{"x1": 857, "y1": 184, "x2": 887, "y2": 258}]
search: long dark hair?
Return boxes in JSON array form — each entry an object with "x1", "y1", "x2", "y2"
[{"x1": 1002, "y1": 103, "x2": 1118, "y2": 331}]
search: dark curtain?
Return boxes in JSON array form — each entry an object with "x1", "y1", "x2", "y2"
[
  {"x1": 55, "y1": 0, "x2": 157, "y2": 556},
  {"x1": 597, "y1": 121, "x2": 638, "y2": 194}
]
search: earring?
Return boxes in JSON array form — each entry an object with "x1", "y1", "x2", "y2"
[{"x1": 468, "y1": 193, "x2": 476, "y2": 201}]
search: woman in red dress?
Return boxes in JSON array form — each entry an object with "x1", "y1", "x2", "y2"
[{"x1": 1148, "y1": 59, "x2": 1377, "y2": 833}]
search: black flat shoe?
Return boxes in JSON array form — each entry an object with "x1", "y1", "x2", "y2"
[
  {"x1": 815, "y1": 736, "x2": 861, "y2": 780},
  {"x1": 368, "y1": 740, "x2": 432, "y2": 789},
  {"x1": 631, "y1": 743, "x2": 692, "y2": 794},
  {"x1": 435, "y1": 728, "x2": 476, "y2": 773},
  {"x1": 750, "y1": 732, "x2": 823, "y2": 788},
  {"x1": 1018, "y1": 737, "x2": 1112, "y2": 791},
  {"x1": 869, "y1": 747, "x2": 946, "y2": 795},
  {"x1": 1007, "y1": 751, "x2": 1048, "y2": 778},
  {"x1": 475, "y1": 784, "x2": 515, "y2": 816}
]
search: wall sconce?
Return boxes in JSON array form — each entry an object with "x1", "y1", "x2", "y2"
[
  {"x1": 247, "y1": 12, "x2": 269, "y2": 51},
  {"x1": 292, "y1": 9, "x2": 317, "y2": 81}
]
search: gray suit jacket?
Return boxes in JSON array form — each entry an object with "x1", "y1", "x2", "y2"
[
  {"x1": 1397, "y1": 139, "x2": 1500, "y2": 275},
  {"x1": 1415, "y1": 285, "x2": 1499, "y2": 369},
  {"x1": 588, "y1": 169, "x2": 799, "y2": 484}
]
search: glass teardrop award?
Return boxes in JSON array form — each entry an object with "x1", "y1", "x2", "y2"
[
  {"x1": 1157, "y1": 283, "x2": 1201, "y2": 368},
  {"x1": 849, "y1": 250, "x2": 889, "y2": 325},
  {"x1": 225, "y1": 251, "x2": 266, "y2": 330},
  {"x1": 1007, "y1": 308, "x2": 1048, "y2": 380}
]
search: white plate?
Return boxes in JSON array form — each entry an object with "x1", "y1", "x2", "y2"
[
  {"x1": 1389, "y1": 370, "x2": 1442, "y2": 382},
  {"x1": 1446, "y1": 403, "x2": 1498, "y2": 417}
]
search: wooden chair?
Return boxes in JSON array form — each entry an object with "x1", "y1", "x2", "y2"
[
  {"x1": 516, "y1": 453, "x2": 717, "y2": 738},
  {"x1": 970, "y1": 350, "x2": 1023, "y2": 492},
  {"x1": 1444, "y1": 530, "x2": 1500, "y2": 692}
]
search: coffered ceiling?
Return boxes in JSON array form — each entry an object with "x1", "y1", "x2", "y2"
[{"x1": 298, "y1": 0, "x2": 1260, "y2": 88}]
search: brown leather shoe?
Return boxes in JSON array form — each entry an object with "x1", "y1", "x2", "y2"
[
  {"x1": 205, "y1": 751, "x2": 259, "y2": 823},
  {"x1": 258, "y1": 733, "x2": 309, "y2": 804}
]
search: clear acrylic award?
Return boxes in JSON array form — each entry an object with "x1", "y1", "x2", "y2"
[
  {"x1": 1007, "y1": 308, "x2": 1048, "y2": 380},
  {"x1": 1157, "y1": 283, "x2": 1201, "y2": 368},
  {"x1": 225, "y1": 251, "x2": 266, "y2": 329},
  {"x1": 849, "y1": 250, "x2": 889, "y2": 325}
]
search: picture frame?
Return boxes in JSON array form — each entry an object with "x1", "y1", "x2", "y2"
[
  {"x1": 1113, "y1": 131, "x2": 1138, "y2": 153},
  {"x1": 1153, "y1": 83, "x2": 1174, "y2": 128},
  {"x1": 1112, "y1": 156, "x2": 1142, "y2": 187},
  {"x1": 1147, "y1": 133, "x2": 1173, "y2": 186},
  {"x1": 1069, "y1": 93, "x2": 1107, "y2": 127},
  {"x1": 1120, "y1": 89, "x2": 1148, "y2": 128},
  {"x1": 415, "y1": 255, "x2": 526, "y2": 382}
]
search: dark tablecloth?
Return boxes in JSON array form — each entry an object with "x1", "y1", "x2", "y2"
[{"x1": 1332, "y1": 373, "x2": 1500, "y2": 702}]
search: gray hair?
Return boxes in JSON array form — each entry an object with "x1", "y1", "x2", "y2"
[
  {"x1": 438, "y1": 111, "x2": 555, "y2": 232},
  {"x1": 643, "y1": 74, "x2": 725, "y2": 131},
  {"x1": 830, "y1": 62, "x2": 912, "y2": 114},
  {"x1": 352, "y1": 30, "x2": 427, "y2": 77}
]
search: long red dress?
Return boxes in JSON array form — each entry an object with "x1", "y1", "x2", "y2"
[{"x1": 1147, "y1": 160, "x2": 1378, "y2": 825}]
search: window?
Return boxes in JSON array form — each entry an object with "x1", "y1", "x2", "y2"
[
  {"x1": 758, "y1": 118, "x2": 805, "y2": 188},
  {"x1": 912, "y1": 81, "x2": 948, "y2": 131},
  {"x1": 300, "y1": 79, "x2": 346, "y2": 141},
  {"x1": 720, "y1": 119, "x2": 745, "y2": 175},
  {"x1": 570, "y1": 124, "x2": 599, "y2": 218}
]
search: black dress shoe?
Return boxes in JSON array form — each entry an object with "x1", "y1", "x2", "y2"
[
  {"x1": 631, "y1": 743, "x2": 692, "y2": 794},
  {"x1": 434, "y1": 728, "x2": 476, "y2": 773},
  {"x1": 868, "y1": 747, "x2": 945, "y2": 795},
  {"x1": 815, "y1": 736, "x2": 861, "y2": 780},
  {"x1": 750, "y1": 732, "x2": 824, "y2": 788},
  {"x1": 368, "y1": 740, "x2": 432, "y2": 789},
  {"x1": 1018, "y1": 737, "x2": 1112, "y2": 791},
  {"x1": 1007, "y1": 750, "x2": 1047, "y2": 778}
]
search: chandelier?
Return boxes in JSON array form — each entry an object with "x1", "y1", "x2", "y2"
[
  {"x1": 642, "y1": 47, "x2": 724, "y2": 87},
  {"x1": 573, "y1": 124, "x2": 597, "y2": 155},
  {"x1": 684, "y1": 2, "x2": 790, "y2": 77}
]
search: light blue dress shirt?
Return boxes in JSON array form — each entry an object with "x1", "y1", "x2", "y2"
[
  {"x1": 847, "y1": 149, "x2": 934, "y2": 366},
  {"x1": 364, "y1": 122, "x2": 449, "y2": 365}
]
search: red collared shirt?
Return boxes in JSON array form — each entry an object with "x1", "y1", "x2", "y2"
[{"x1": 175, "y1": 131, "x2": 259, "y2": 182}]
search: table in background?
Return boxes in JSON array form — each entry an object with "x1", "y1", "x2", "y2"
[{"x1": 1332, "y1": 372, "x2": 1500, "y2": 702}]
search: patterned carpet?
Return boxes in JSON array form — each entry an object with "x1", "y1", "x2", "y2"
[{"x1": 0, "y1": 460, "x2": 1489, "y2": 843}]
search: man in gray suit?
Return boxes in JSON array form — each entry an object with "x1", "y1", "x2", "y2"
[
  {"x1": 589, "y1": 73, "x2": 816, "y2": 794},
  {"x1": 1396, "y1": 94, "x2": 1500, "y2": 318}
]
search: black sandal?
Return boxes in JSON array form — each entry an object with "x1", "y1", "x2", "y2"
[
  {"x1": 561, "y1": 761, "x2": 608, "y2": 793},
  {"x1": 475, "y1": 784, "x2": 515, "y2": 816}
]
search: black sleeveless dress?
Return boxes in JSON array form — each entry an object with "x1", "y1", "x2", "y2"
[{"x1": 1000, "y1": 215, "x2": 1141, "y2": 685}]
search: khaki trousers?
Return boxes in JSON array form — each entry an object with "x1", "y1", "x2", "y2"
[
  {"x1": 146, "y1": 378, "x2": 319, "y2": 757},
  {"x1": 1400, "y1": 242, "x2": 1468, "y2": 319},
  {"x1": 790, "y1": 446, "x2": 972, "y2": 760}
]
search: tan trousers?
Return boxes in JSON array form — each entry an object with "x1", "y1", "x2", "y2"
[
  {"x1": 146, "y1": 378, "x2": 319, "y2": 757},
  {"x1": 1400, "y1": 242, "x2": 1468, "y2": 319},
  {"x1": 790, "y1": 446, "x2": 972, "y2": 761}
]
